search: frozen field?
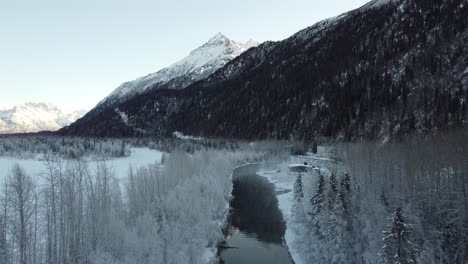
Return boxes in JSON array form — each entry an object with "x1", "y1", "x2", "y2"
[{"x1": 0, "y1": 147, "x2": 163, "y2": 183}]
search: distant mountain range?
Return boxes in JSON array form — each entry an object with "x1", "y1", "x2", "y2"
[
  {"x1": 0, "y1": 103, "x2": 85, "y2": 134},
  {"x1": 62, "y1": 0, "x2": 468, "y2": 140}
]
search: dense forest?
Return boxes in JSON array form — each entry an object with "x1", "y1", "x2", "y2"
[
  {"x1": 0, "y1": 135, "x2": 246, "y2": 159},
  {"x1": 288, "y1": 129, "x2": 468, "y2": 263},
  {"x1": 1, "y1": 130, "x2": 467, "y2": 263}
]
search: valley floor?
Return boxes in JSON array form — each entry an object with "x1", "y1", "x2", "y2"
[{"x1": 1, "y1": 135, "x2": 466, "y2": 263}]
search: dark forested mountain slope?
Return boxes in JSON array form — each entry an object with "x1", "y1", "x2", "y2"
[{"x1": 61, "y1": 0, "x2": 468, "y2": 140}]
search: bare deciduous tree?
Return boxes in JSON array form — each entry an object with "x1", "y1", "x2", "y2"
[{"x1": 7, "y1": 165, "x2": 36, "y2": 264}]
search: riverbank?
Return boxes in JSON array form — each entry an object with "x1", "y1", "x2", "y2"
[
  {"x1": 258, "y1": 153, "x2": 334, "y2": 264},
  {"x1": 218, "y1": 164, "x2": 294, "y2": 264}
]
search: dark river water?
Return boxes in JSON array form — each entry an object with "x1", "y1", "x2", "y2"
[{"x1": 219, "y1": 173, "x2": 294, "y2": 264}]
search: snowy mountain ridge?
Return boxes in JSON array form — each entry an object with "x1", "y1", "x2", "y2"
[
  {"x1": 0, "y1": 102, "x2": 86, "y2": 134},
  {"x1": 95, "y1": 33, "x2": 259, "y2": 112},
  {"x1": 61, "y1": 0, "x2": 468, "y2": 139}
]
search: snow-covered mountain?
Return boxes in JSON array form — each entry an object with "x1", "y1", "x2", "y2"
[
  {"x1": 94, "y1": 33, "x2": 259, "y2": 112},
  {"x1": 0, "y1": 103, "x2": 86, "y2": 134},
  {"x1": 62, "y1": 0, "x2": 468, "y2": 139}
]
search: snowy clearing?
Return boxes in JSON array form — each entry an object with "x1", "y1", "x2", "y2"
[{"x1": 0, "y1": 147, "x2": 163, "y2": 183}]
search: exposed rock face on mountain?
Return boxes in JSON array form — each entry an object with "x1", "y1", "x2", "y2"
[
  {"x1": 0, "y1": 103, "x2": 85, "y2": 134},
  {"x1": 62, "y1": 0, "x2": 468, "y2": 141}
]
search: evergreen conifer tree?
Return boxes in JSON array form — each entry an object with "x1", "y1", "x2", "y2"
[
  {"x1": 338, "y1": 173, "x2": 352, "y2": 232},
  {"x1": 309, "y1": 173, "x2": 325, "y2": 238},
  {"x1": 380, "y1": 207, "x2": 417, "y2": 264},
  {"x1": 294, "y1": 172, "x2": 304, "y2": 202},
  {"x1": 328, "y1": 173, "x2": 338, "y2": 210}
]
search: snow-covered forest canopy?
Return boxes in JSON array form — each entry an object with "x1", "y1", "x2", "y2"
[
  {"x1": 0, "y1": 131, "x2": 467, "y2": 263},
  {"x1": 287, "y1": 129, "x2": 468, "y2": 263},
  {"x1": 0, "y1": 135, "x2": 244, "y2": 159},
  {"x1": 0, "y1": 136, "x2": 280, "y2": 264}
]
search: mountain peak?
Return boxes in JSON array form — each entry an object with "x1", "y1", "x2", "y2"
[
  {"x1": 94, "y1": 33, "x2": 260, "y2": 112},
  {"x1": 207, "y1": 32, "x2": 230, "y2": 44}
]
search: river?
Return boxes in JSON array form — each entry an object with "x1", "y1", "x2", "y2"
[{"x1": 219, "y1": 171, "x2": 294, "y2": 264}]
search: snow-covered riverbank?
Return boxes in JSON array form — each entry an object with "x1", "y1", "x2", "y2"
[{"x1": 258, "y1": 153, "x2": 334, "y2": 264}]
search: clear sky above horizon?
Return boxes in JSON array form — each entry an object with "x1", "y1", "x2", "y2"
[{"x1": 0, "y1": 0, "x2": 370, "y2": 111}]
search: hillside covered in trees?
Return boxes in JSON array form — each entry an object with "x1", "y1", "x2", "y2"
[{"x1": 62, "y1": 0, "x2": 468, "y2": 140}]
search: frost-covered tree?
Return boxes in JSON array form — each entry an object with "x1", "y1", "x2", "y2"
[
  {"x1": 0, "y1": 215, "x2": 6, "y2": 264},
  {"x1": 0, "y1": 139, "x2": 268, "y2": 264},
  {"x1": 432, "y1": 196, "x2": 463, "y2": 264},
  {"x1": 338, "y1": 173, "x2": 352, "y2": 231},
  {"x1": 321, "y1": 173, "x2": 355, "y2": 264},
  {"x1": 309, "y1": 172, "x2": 325, "y2": 237},
  {"x1": 380, "y1": 191, "x2": 390, "y2": 209},
  {"x1": 294, "y1": 172, "x2": 304, "y2": 202},
  {"x1": 380, "y1": 207, "x2": 417, "y2": 264},
  {"x1": 311, "y1": 142, "x2": 318, "y2": 154},
  {"x1": 41, "y1": 155, "x2": 65, "y2": 264},
  {"x1": 0, "y1": 181, "x2": 8, "y2": 264},
  {"x1": 440, "y1": 222, "x2": 462, "y2": 263},
  {"x1": 7, "y1": 165, "x2": 36, "y2": 264},
  {"x1": 324, "y1": 173, "x2": 339, "y2": 243},
  {"x1": 328, "y1": 173, "x2": 338, "y2": 211}
]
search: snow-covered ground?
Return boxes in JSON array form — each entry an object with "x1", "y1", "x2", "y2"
[
  {"x1": 258, "y1": 152, "x2": 334, "y2": 264},
  {"x1": 0, "y1": 147, "x2": 163, "y2": 183},
  {"x1": 173, "y1": 131, "x2": 203, "y2": 141}
]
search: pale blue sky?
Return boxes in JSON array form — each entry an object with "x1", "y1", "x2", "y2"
[{"x1": 0, "y1": 0, "x2": 370, "y2": 111}]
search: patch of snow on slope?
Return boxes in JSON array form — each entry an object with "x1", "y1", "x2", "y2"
[
  {"x1": 116, "y1": 108, "x2": 129, "y2": 125},
  {"x1": 115, "y1": 108, "x2": 146, "y2": 133}
]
